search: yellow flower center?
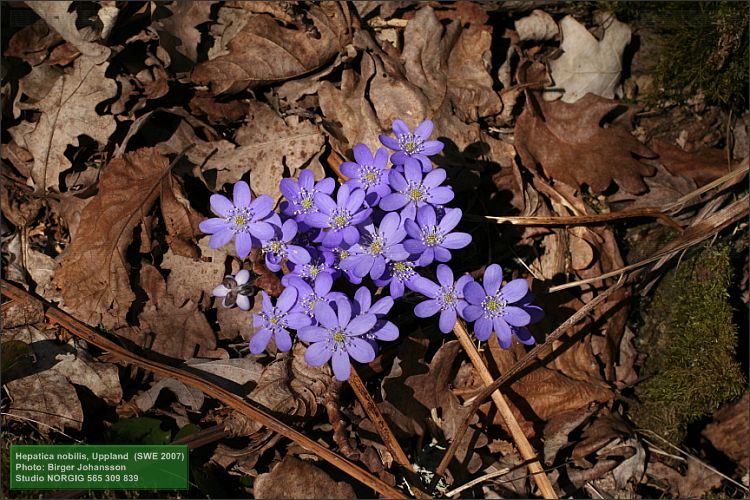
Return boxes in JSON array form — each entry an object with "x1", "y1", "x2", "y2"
[
  {"x1": 443, "y1": 293, "x2": 455, "y2": 304},
  {"x1": 485, "y1": 299, "x2": 499, "y2": 312},
  {"x1": 404, "y1": 141, "x2": 417, "y2": 153},
  {"x1": 393, "y1": 262, "x2": 408, "y2": 272},
  {"x1": 334, "y1": 215, "x2": 348, "y2": 227},
  {"x1": 370, "y1": 241, "x2": 383, "y2": 254},
  {"x1": 339, "y1": 250, "x2": 349, "y2": 259},
  {"x1": 333, "y1": 331, "x2": 346, "y2": 343},
  {"x1": 309, "y1": 266, "x2": 320, "y2": 277},
  {"x1": 234, "y1": 215, "x2": 247, "y2": 226},
  {"x1": 425, "y1": 233, "x2": 439, "y2": 245},
  {"x1": 364, "y1": 172, "x2": 377, "y2": 184},
  {"x1": 270, "y1": 316, "x2": 280, "y2": 324},
  {"x1": 408, "y1": 188, "x2": 424, "y2": 201},
  {"x1": 270, "y1": 241, "x2": 283, "y2": 253},
  {"x1": 301, "y1": 198, "x2": 314, "y2": 210}
]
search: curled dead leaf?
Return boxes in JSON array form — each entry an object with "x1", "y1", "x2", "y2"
[{"x1": 253, "y1": 455, "x2": 355, "y2": 499}]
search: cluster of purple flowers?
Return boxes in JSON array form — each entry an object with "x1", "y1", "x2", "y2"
[{"x1": 200, "y1": 120, "x2": 543, "y2": 380}]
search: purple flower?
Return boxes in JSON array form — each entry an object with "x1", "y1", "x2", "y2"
[
  {"x1": 505, "y1": 291, "x2": 544, "y2": 346},
  {"x1": 411, "y1": 265, "x2": 474, "y2": 334},
  {"x1": 286, "y1": 273, "x2": 345, "y2": 318},
  {"x1": 199, "y1": 181, "x2": 275, "y2": 258},
  {"x1": 379, "y1": 119, "x2": 444, "y2": 172},
  {"x1": 212, "y1": 270, "x2": 256, "y2": 310},
  {"x1": 280, "y1": 170, "x2": 335, "y2": 224},
  {"x1": 373, "y1": 259, "x2": 419, "y2": 299},
  {"x1": 462, "y1": 264, "x2": 533, "y2": 348},
  {"x1": 404, "y1": 205, "x2": 471, "y2": 266},
  {"x1": 379, "y1": 159, "x2": 453, "y2": 221},
  {"x1": 298, "y1": 298, "x2": 377, "y2": 381},
  {"x1": 250, "y1": 288, "x2": 311, "y2": 354},
  {"x1": 261, "y1": 219, "x2": 311, "y2": 272},
  {"x1": 283, "y1": 247, "x2": 335, "y2": 285},
  {"x1": 352, "y1": 287, "x2": 399, "y2": 342},
  {"x1": 339, "y1": 212, "x2": 409, "y2": 281},
  {"x1": 306, "y1": 184, "x2": 372, "y2": 248},
  {"x1": 340, "y1": 144, "x2": 392, "y2": 206}
]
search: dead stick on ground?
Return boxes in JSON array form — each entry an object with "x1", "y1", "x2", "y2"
[
  {"x1": 0, "y1": 280, "x2": 406, "y2": 500},
  {"x1": 481, "y1": 208, "x2": 682, "y2": 232},
  {"x1": 433, "y1": 278, "x2": 625, "y2": 485},
  {"x1": 452, "y1": 319, "x2": 557, "y2": 499},
  {"x1": 348, "y1": 367, "x2": 413, "y2": 471}
]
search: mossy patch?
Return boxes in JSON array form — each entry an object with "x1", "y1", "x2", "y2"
[{"x1": 632, "y1": 243, "x2": 746, "y2": 443}]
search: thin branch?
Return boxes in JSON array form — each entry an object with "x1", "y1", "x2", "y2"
[
  {"x1": 0, "y1": 280, "x2": 407, "y2": 500},
  {"x1": 451, "y1": 319, "x2": 558, "y2": 499},
  {"x1": 444, "y1": 467, "x2": 511, "y2": 497},
  {"x1": 481, "y1": 208, "x2": 683, "y2": 232}
]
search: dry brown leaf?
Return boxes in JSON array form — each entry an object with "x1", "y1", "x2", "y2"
[
  {"x1": 160, "y1": 240, "x2": 228, "y2": 307},
  {"x1": 702, "y1": 391, "x2": 749, "y2": 471},
  {"x1": 156, "y1": 1, "x2": 217, "y2": 65},
  {"x1": 253, "y1": 455, "x2": 356, "y2": 499},
  {"x1": 515, "y1": 62, "x2": 656, "y2": 194},
  {"x1": 186, "y1": 358, "x2": 264, "y2": 387},
  {"x1": 135, "y1": 377, "x2": 204, "y2": 412},
  {"x1": 652, "y1": 137, "x2": 737, "y2": 186},
  {"x1": 124, "y1": 263, "x2": 227, "y2": 361},
  {"x1": 52, "y1": 350, "x2": 123, "y2": 405},
  {"x1": 160, "y1": 174, "x2": 202, "y2": 259},
  {"x1": 26, "y1": 1, "x2": 110, "y2": 63},
  {"x1": 515, "y1": 10, "x2": 559, "y2": 41},
  {"x1": 4, "y1": 19, "x2": 64, "y2": 66},
  {"x1": 648, "y1": 457, "x2": 724, "y2": 498},
  {"x1": 188, "y1": 96, "x2": 249, "y2": 125},
  {"x1": 7, "y1": 55, "x2": 117, "y2": 194},
  {"x1": 1, "y1": 293, "x2": 44, "y2": 329},
  {"x1": 191, "y1": 3, "x2": 351, "y2": 95},
  {"x1": 54, "y1": 148, "x2": 172, "y2": 330},
  {"x1": 6, "y1": 369, "x2": 84, "y2": 432},
  {"x1": 12, "y1": 63, "x2": 64, "y2": 119}
]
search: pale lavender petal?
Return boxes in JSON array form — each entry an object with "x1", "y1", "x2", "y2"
[
  {"x1": 369, "y1": 296, "x2": 393, "y2": 315},
  {"x1": 484, "y1": 264, "x2": 503, "y2": 296},
  {"x1": 403, "y1": 160, "x2": 422, "y2": 184},
  {"x1": 346, "y1": 188, "x2": 366, "y2": 212},
  {"x1": 456, "y1": 275, "x2": 475, "y2": 295},
  {"x1": 331, "y1": 349, "x2": 351, "y2": 381},
  {"x1": 343, "y1": 226, "x2": 361, "y2": 246},
  {"x1": 261, "y1": 291, "x2": 272, "y2": 310},
  {"x1": 415, "y1": 299, "x2": 440, "y2": 318},
  {"x1": 209, "y1": 194, "x2": 234, "y2": 217},
  {"x1": 385, "y1": 245, "x2": 409, "y2": 262},
  {"x1": 374, "y1": 147, "x2": 389, "y2": 168},
  {"x1": 347, "y1": 337, "x2": 376, "y2": 363},
  {"x1": 275, "y1": 329, "x2": 292, "y2": 352},
  {"x1": 249, "y1": 329, "x2": 273, "y2": 354},
  {"x1": 436, "y1": 264, "x2": 454, "y2": 287},
  {"x1": 277, "y1": 287, "x2": 297, "y2": 311},
  {"x1": 503, "y1": 306, "x2": 531, "y2": 327},
  {"x1": 474, "y1": 317, "x2": 492, "y2": 341},
  {"x1": 299, "y1": 170, "x2": 314, "y2": 190},
  {"x1": 305, "y1": 341, "x2": 333, "y2": 366},
  {"x1": 404, "y1": 239, "x2": 424, "y2": 254},
  {"x1": 426, "y1": 186, "x2": 454, "y2": 205},
  {"x1": 418, "y1": 248, "x2": 435, "y2": 267},
  {"x1": 286, "y1": 313, "x2": 312, "y2": 329},
  {"x1": 287, "y1": 245, "x2": 311, "y2": 265},
  {"x1": 369, "y1": 257, "x2": 386, "y2": 280},
  {"x1": 349, "y1": 207, "x2": 371, "y2": 225},
  {"x1": 433, "y1": 246, "x2": 451, "y2": 262},
  {"x1": 305, "y1": 212, "x2": 330, "y2": 229},
  {"x1": 417, "y1": 204, "x2": 437, "y2": 226},
  {"x1": 281, "y1": 219, "x2": 297, "y2": 242},
  {"x1": 249, "y1": 195, "x2": 274, "y2": 218},
  {"x1": 390, "y1": 279, "x2": 405, "y2": 298},
  {"x1": 354, "y1": 286, "x2": 371, "y2": 312},
  {"x1": 353, "y1": 143, "x2": 373, "y2": 165},
  {"x1": 298, "y1": 326, "x2": 328, "y2": 342},
  {"x1": 462, "y1": 304, "x2": 483, "y2": 322},
  {"x1": 415, "y1": 155, "x2": 433, "y2": 172},
  {"x1": 439, "y1": 308, "x2": 457, "y2": 334},
  {"x1": 379, "y1": 193, "x2": 408, "y2": 211},
  {"x1": 411, "y1": 277, "x2": 439, "y2": 297},
  {"x1": 248, "y1": 222, "x2": 274, "y2": 241},
  {"x1": 208, "y1": 229, "x2": 234, "y2": 250},
  {"x1": 494, "y1": 318, "x2": 513, "y2": 349},
  {"x1": 392, "y1": 119, "x2": 410, "y2": 136},
  {"x1": 314, "y1": 193, "x2": 337, "y2": 215},
  {"x1": 200, "y1": 217, "x2": 229, "y2": 234},
  {"x1": 423, "y1": 168, "x2": 446, "y2": 188},
  {"x1": 340, "y1": 162, "x2": 359, "y2": 179},
  {"x1": 379, "y1": 212, "x2": 400, "y2": 237},
  {"x1": 235, "y1": 270, "x2": 251, "y2": 285},
  {"x1": 314, "y1": 273, "x2": 333, "y2": 296},
  {"x1": 346, "y1": 313, "x2": 376, "y2": 335},
  {"x1": 438, "y1": 207, "x2": 462, "y2": 232},
  {"x1": 372, "y1": 320, "x2": 398, "y2": 341},
  {"x1": 279, "y1": 178, "x2": 298, "y2": 202},
  {"x1": 314, "y1": 301, "x2": 339, "y2": 329},
  {"x1": 322, "y1": 229, "x2": 343, "y2": 247},
  {"x1": 234, "y1": 232, "x2": 252, "y2": 258},
  {"x1": 421, "y1": 140, "x2": 444, "y2": 155},
  {"x1": 388, "y1": 170, "x2": 408, "y2": 191},
  {"x1": 379, "y1": 134, "x2": 400, "y2": 150},
  {"x1": 212, "y1": 285, "x2": 229, "y2": 297},
  {"x1": 233, "y1": 181, "x2": 252, "y2": 207},
  {"x1": 337, "y1": 184, "x2": 351, "y2": 208},
  {"x1": 317, "y1": 177, "x2": 335, "y2": 194},
  {"x1": 463, "y1": 281, "x2": 486, "y2": 305},
  {"x1": 404, "y1": 218, "x2": 421, "y2": 239},
  {"x1": 414, "y1": 119, "x2": 433, "y2": 139},
  {"x1": 502, "y1": 279, "x2": 529, "y2": 303},
  {"x1": 442, "y1": 232, "x2": 471, "y2": 250},
  {"x1": 336, "y1": 298, "x2": 351, "y2": 326}
]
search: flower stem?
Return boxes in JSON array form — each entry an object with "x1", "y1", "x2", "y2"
[
  {"x1": 452, "y1": 319, "x2": 558, "y2": 499},
  {"x1": 348, "y1": 367, "x2": 413, "y2": 471}
]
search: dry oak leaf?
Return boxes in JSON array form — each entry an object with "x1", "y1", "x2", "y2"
[
  {"x1": 702, "y1": 391, "x2": 749, "y2": 471},
  {"x1": 191, "y1": 3, "x2": 351, "y2": 95},
  {"x1": 547, "y1": 15, "x2": 631, "y2": 103},
  {"x1": 7, "y1": 55, "x2": 117, "y2": 194},
  {"x1": 515, "y1": 89, "x2": 657, "y2": 194},
  {"x1": 156, "y1": 1, "x2": 217, "y2": 65},
  {"x1": 651, "y1": 137, "x2": 738, "y2": 187},
  {"x1": 54, "y1": 148, "x2": 172, "y2": 330},
  {"x1": 26, "y1": 1, "x2": 110, "y2": 63},
  {"x1": 4, "y1": 19, "x2": 64, "y2": 66},
  {"x1": 253, "y1": 455, "x2": 355, "y2": 499},
  {"x1": 127, "y1": 263, "x2": 227, "y2": 361},
  {"x1": 160, "y1": 174, "x2": 203, "y2": 259}
]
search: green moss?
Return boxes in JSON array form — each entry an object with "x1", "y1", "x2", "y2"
[
  {"x1": 604, "y1": 1, "x2": 749, "y2": 110},
  {"x1": 632, "y1": 244, "x2": 746, "y2": 443}
]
